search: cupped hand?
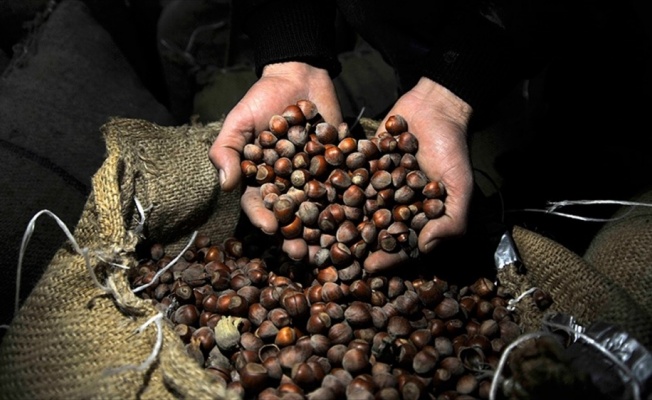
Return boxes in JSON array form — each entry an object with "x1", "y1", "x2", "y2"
[
  {"x1": 364, "y1": 77, "x2": 474, "y2": 273},
  {"x1": 209, "y1": 61, "x2": 342, "y2": 262}
]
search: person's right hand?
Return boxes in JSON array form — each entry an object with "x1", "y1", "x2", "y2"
[{"x1": 209, "y1": 61, "x2": 342, "y2": 262}]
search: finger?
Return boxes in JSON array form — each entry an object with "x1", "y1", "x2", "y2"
[
  {"x1": 419, "y1": 172, "x2": 472, "y2": 253},
  {"x1": 313, "y1": 100, "x2": 343, "y2": 127},
  {"x1": 240, "y1": 186, "x2": 278, "y2": 235},
  {"x1": 418, "y1": 209, "x2": 467, "y2": 254},
  {"x1": 363, "y1": 249, "x2": 410, "y2": 274},
  {"x1": 282, "y1": 238, "x2": 309, "y2": 261},
  {"x1": 209, "y1": 116, "x2": 255, "y2": 192}
]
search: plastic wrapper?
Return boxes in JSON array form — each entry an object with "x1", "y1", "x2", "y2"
[
  {"x1": 544, "y1": 313, "x2": 652, "y2": 400},
  {"x1": 493, "y1": 229, "x2": 652, "y2": 400}
]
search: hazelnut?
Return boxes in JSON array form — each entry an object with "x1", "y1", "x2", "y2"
[
  {"x1": 385, "y1": 115, "x2": 408, "y2": 135},
  {"x1": 243, "y1": 143, "x2": 264, "y2": 163},
  {"x1": 329, "y1": 321, "x2": 354, "y2": 345},
  {"x1": 282, "y1": 292, "x2": 309, "y2": 318},
  {"x1": 335, "y1": 220, "x2": 359, "y2": 244},
  {"x1": 315, "y1": 122, "x2": 338, "y2": 144},
  {"x1": 338, "y1": 136, "x2": 357, "y2": 154},
  {"x1": 422, "y1": 198, "x2": 445, "y2": 219},
  {"x1": 328, "y1": 168, "x2": 352, "y2": 190},
  {"x1": 273, "y1": 157, "x2": 293, "y2": 177},
  {"x1": 238, "y1": 362, "x2": 270, "y2": 393},
  {"x1": 304, "y1": 139, "x2": 325, "y2": 156},
  {"x1": 341, "y1": 348, "x2": 369, "y2": 375},
  {"x1": 378, "y1": 136, "x2": 397, "y2": 153},
  {"x1": 297, "y1": 99, "x2": 318, "y2": 120},
  {"x1": 342, "y1": 185, "x2": 365, "y2": 207},
  {"x1": 306, "y1": 312, "x2": 332, "y2": 334},
  {"x1": 330, "y1": 242, "x2": 353, "y2": 266},
  {"x1": 422, "y1": 180, "x2": 446, "y2": 199},
  {"x1": 275, "y1": 326, "x2": 297, "y2": 347},
  {"x1": 262, "y1": 148, "x2": 280, "y2": 166},
  {"x1": 370, "y1": 170, "x2": 392, "y2": 190},
  {"x1": 344, "y1": 301, "x2": 372, "y2": 328},
  {"x1": 282, "y1": 104, "x2": 306, "y2": 125},
  {"x1": 269, "y1": 114, "x2": 289, "y2": 136},
  {"x1": 280, "y1": 216, "x2": 303, "y2": 239},
  {"x1": 396, "y1": 132, "x2": 418, "y2": 154},
  {"x1": 255, "y1": 164, "x2": 275, "y2": 185},
  {"x1": 386, "y1": 315, "x2": 412, "y2": 338},
  {"x1": 372, "y1": 208, "x2": 393, "y2": 229},
  {"x1": 321, "y1": 282, "x2": 345, "y2": 303},
  {"x1": 272, "y1": 196, "x2": 296, "y2": 225},
  {"x1": 258, "y1": 130, "x2": 278, "y2": 148},
  {"x1": 349, "y1": 279, "x2": 372, "y2": 302},
  {"x1": 324, "y1": 145, "x2": 345, "y2": 166},
  {"x1": 345, "y1": 152, "x2": 368, "y2": 170},
  {"x1": 399, "y1": 153, "x2": 419, "y2": 171},
  {"x1": 292, "y1": 151, "x2": 311, "y2": 169}
]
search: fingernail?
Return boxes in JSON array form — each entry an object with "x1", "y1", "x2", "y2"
[
  {"x1": 218, "y1": 169, "x2": 226, "y2": 187},
  {"x1": 424, "y1": 241, "x2": 435, "y2": 253}
]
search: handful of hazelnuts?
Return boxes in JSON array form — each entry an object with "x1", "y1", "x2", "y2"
[{"x1": 240, "y1": 99, "x2": 446, "y2": 267}]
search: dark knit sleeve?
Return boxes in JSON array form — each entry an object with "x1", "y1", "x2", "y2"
[
  {"x1": 420, "y1": 10, "x2": 520, "y2": 112},
  {"x1": 243, "y1": 0, "x2": 342, "y2": 78}
]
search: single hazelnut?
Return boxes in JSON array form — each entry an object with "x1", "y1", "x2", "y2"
[
  {"x1": 282, "y1": 104, "x2": 306, "y2": 126},
  {"x1": 238, "y1": 362, "x2": 270, "y2": 393},
  {"x1": 324, "y1": 145, "x2": 345, "y2": 166},
  {"x1": 385, "y1": 115, "x2": 408, "y2": 135},
  {"x1": 258, "y1": 130, "x2": 278, "y2": 148},
  {"x1": 315, "y1": 122, "x2": 338, "y2": 144},
  {"x1": 396, "y1": 132, "x2": 418, "y2": 154},
  {"x1": 296, "y1": 99, "x2": 318, "y2": 120},
  {"x1": 269, "y1": 114, "x2": 289, "y2": 136},
  {"x1": 304, "y1": 139, "x2": 325, "y2": 156},
  {"x1": 345, "y1": 152, "x2": 368, "y2": 170}
]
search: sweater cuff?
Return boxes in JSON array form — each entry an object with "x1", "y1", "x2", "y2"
[
  {"x1": 244, "y1": 0, "x2": 342, "y2": 78},
  {"x1": 421, "y1": 11, "x2": 518, "y2": 113}
]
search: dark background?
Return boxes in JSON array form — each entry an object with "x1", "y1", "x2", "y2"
[{"x1": 1, "y1": 0, "x2": 651, "y2": 335}]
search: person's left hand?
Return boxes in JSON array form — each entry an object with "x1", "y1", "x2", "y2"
[{"x1": 363, "y1": 77, "x2": 475, "y2": 273}]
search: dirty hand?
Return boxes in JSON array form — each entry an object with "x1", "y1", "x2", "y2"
[
  {"x1": 209, "y1": 61, "x2": 342, "y2": 262},
  {"x1": 364, "y1": 77, "x2": 474, "y2": 273}
]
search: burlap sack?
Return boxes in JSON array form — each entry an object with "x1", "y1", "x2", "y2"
[
  {"x1": 0, "y1": 0, "x2": 177, "y2": 326},
  {"x1": 497, "y1": 225, "x2": 652, "y2": 348},
  {"x1": 583, "y1": 188, "x2": 652, "y2": 321},
  {"x1": 0, "y1": 118, "x2": 242, "y2": 399}
]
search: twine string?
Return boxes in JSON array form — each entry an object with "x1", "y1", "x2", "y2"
[
  {"x1": 103, "y1": 312, "x2": 165, "y2": 376},
  {"x1": 509, "y1": 199, "x2": 649, "y2": 222},
  {"x1": 132, "y1": 231, "x2": 198, "y2": 294},
  {"x1": 15, "y1": 209, "x2": 103, "y2": 317},
  {"x1": 506, "y1": 287, "x2": 538, "y2": 312},
  {"x1": 13, "y1": 197, "x2": 151, "y2": 320}
]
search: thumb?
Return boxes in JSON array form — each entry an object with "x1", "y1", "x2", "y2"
[{"x1": 209, "y1": 126, "x2": 253, "y2": 192}]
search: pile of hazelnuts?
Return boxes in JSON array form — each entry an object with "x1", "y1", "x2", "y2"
[
  {"x1": 239, "y1": 99, "x2": 446, "y2": 265},
  {"x1": 128, "y1": 232, "x2": 542, "y2": 400}
]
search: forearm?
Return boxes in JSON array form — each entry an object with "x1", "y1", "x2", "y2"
[
  {"x1": 242, "y1": 0, "x2": 341, "y2": 77},
  {"x1": 420, "y1": 10, "x2": 517, "y2": 113},
  {"x1": 336, "y1": 0, "x2": 571, "y2": 116}
]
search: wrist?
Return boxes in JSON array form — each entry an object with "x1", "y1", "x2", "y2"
[
  {"x1": 414, "y1": 77, "x2": 473, "y2": 125},
  {"x1": 262, "y1": 61, "x2": 331, "y2": 81}
]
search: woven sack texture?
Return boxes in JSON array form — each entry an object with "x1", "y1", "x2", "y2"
[
  {"x1": 0, "y1": 0, "x2": 176, "y2": 326},
  {"x1": 497, "y1": 225, "x2": 652, "y2": 348},
  {"x1": 583, "y1": 188, "x2": 652, "y2": 321},
  {"x1": 0, "y1": 118, "x2": 242, "y2": 399}
]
